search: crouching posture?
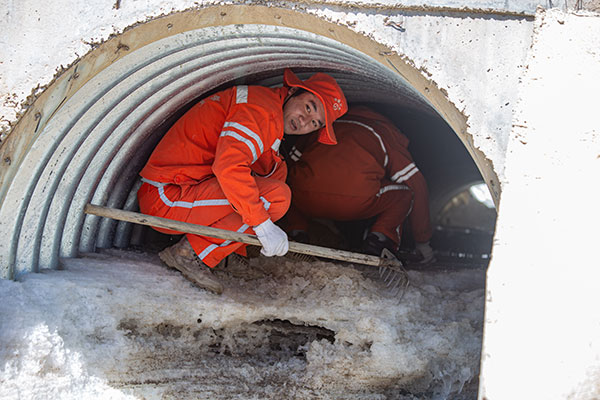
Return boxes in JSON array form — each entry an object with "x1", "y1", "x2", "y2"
[
  {"x1": 285, "y1": 105, "x2": 434, "y2": 264},
  {"x1": 137, "y1": 69, "x2": 347, "y2": 293}
]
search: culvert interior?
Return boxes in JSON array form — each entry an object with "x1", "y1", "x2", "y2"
[{"x1": 0, "y1": 22, "x2": 495, "y2": 279}]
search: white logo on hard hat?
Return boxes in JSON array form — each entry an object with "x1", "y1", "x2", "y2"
[{"x1": 332, "y1": 98, "x2": 342, "y2": 112}]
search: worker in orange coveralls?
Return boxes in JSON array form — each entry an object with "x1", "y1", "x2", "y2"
[
  {"x1": 284, "y1": 105, "x2": 435, "y2": 264},
  {"x1": 137, "y1": 69, "x2": 348, "y2": 294}
]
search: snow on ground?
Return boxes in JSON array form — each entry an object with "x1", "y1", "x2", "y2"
[{"x1": 0, "y1": 249, "x2": 485, "y2": 399}]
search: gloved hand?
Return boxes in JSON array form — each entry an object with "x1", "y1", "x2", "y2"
[
  {"x1": 415, "y1": 241, "x2": 435, "y2": 264},
  {"x1": 253, "y1": 218, "x2": 289, "y2": 257}
]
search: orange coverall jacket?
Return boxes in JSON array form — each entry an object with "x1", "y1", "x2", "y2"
[
  {"x1": 286, "y1": 106, "x2": 432, "y2": 246},
  {"x1": 138, "y1": 85, "x2": 291, "y2": 266}
]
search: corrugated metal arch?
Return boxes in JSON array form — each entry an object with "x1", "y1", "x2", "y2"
[{"x1": 0, "y1": 6, "x2": 495, "y2": 279}]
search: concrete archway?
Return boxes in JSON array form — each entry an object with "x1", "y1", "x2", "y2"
[{"x1": 0, "y1": 5, "x2": 496, "y2": 279}]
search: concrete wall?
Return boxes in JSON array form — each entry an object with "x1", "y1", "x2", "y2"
[
  {"x1": 1, "y1": 0, "x2": 599, "y2": 398},
  {"x1": 1, "y1": 0, "x2": 537, "y2": 183},
  {"x1": 479, "y1": 9, "x2": 600, "y2": 399}
]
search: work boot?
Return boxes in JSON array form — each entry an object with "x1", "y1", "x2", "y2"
[
  {"x1": 362, "y1": 231, "x2": 397, "y2": 257},
  {"x1": 158, "y1": 237, "x2": 223, "y2": 294}
]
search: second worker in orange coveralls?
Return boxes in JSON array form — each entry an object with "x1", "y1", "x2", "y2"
[
  {"x1": 137, "y1": 69, "x2": 347, "y2": 294},
  {"x1": 285, "y1": 105, "x2": 435, "y2": 264}
]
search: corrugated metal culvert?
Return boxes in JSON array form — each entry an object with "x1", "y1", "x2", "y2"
[{"x1": 0, "y1": 6, "x2": 493, "y2": 279}]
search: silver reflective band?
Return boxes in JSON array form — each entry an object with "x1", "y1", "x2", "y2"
[
  {"x1": 376, "y1": 184, "x2": 410, "y2": 197},
  {"x1": 199, "y1": 196, "x2": 271, "y2": 261},
  {"x1": 391, "y1": 163, "x2": 418, "y2": 184},
  {"x1": 220, "y1": 131, "x2": 259, "y2": 163},
  {"x1": 336, "y1": 119, "x2": 389, "y2": 167},
  {"x1": 236, "y1": 85, "x2": 248, "y2": 104},
  {"x1": 271, "y1": 138, "x2": 281, "y2": 152},
  {"x1": 223, "y1": 121, "x2": 264, "y2": 154},
  {"x1": 141, "y1": 178, "x2": 167, "y2": 187},
  {"x1": 158, "y1": 186, "x2": 230, "y2": 208}
]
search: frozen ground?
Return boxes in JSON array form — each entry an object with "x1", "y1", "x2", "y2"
[{"x1": 0, "y1": 249, "x2": 486, "y2": 399}]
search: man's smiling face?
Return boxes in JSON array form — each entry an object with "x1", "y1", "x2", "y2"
[{"x1": 282, "y1": 90, "x2": 326, "y2": 136}]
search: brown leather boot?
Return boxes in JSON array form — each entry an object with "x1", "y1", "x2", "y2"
[{"x1": 158, "y1": 236, "x2": 223, "y2": 294}]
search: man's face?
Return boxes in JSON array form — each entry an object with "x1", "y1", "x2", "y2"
[{"x1": 283, "y1": 90, "x2": 326, "y2": 135}]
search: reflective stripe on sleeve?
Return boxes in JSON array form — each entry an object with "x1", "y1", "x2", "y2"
[
  {"x1": 391, "y1": 163, "x2": 419, "y2": 184},
  {"x1": 220, "y1": 130, "x2": 259, "y2": 162},
  {"x1": 220, "y1": 121, "x2": 265, "y2": 164},
  {"x1": 271, "y1": 138, "x2": 281, "y2": 152},
  {"x1": 236, "y1": 86, "x2": 248, "y2": 104},
  {"x1": 336, "y1": 119, "x2": 389, "y2": 168},
  {"x1": 222, "y1": 122, "x2": 264, "y2": 154}
]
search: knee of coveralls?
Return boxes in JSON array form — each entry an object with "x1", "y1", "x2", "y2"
[
  {"x1": 137, "y1": 180, "x2": 236, "y2": 232},
  {"x1": 196, "y1": 177, "x2": 290, "y2": 267},
  {"x1": 137, "y1": 180, "x2": 243, "y2": 260},
  {"x1": 137, "y1": 182, "x2": 193, "y2": 235},
  {"x1": 140, "y1": 177, "x2": 291, "y2": 267},
  {"x1": 370, "y1": 183, "x2": 414, "y2": 247}
]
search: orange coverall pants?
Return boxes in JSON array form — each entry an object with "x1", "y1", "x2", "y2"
[
  {"x1": 286, "y1": 178, "x2": 413, "y2": 246},
  {"x1": 138, "y1": 176, "x2": 290, "y2": 267}
]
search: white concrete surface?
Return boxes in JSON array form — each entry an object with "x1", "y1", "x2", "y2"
[{"x1": 480, "y1": 8, "x2": 600, "y2": 400}]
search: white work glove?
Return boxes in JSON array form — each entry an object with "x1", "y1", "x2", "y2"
[
  {"x1": 415, "y1": 241, "x2": 435, "y2": 264},
  {"x1": 253, "y1": 218, "x2": 289, "y2": 257}
]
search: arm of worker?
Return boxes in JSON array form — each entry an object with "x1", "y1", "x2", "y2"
[
  {"x1": 213, "y1": 104, "x2": 278, "y2": 224},
  {"x1": 212, "y1": 104, "x2": 289, "y2": 256}
]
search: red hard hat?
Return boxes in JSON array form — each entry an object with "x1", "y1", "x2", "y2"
[{"x1": 284, "y1": 68, "x2": 348, "y2": 145}]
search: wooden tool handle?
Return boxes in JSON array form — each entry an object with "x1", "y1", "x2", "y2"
[{"x1": 84, "y1": 204, "x2": 397, "y2": 268}]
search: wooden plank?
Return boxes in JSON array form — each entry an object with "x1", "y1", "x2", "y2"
[{"x1": 84, "y1": 204, "x2": 402, "y2": 268}]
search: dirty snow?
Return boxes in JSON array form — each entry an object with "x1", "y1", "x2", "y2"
[{"x1": 0, "y1": 249, "x2": 485, "y2": 399}]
